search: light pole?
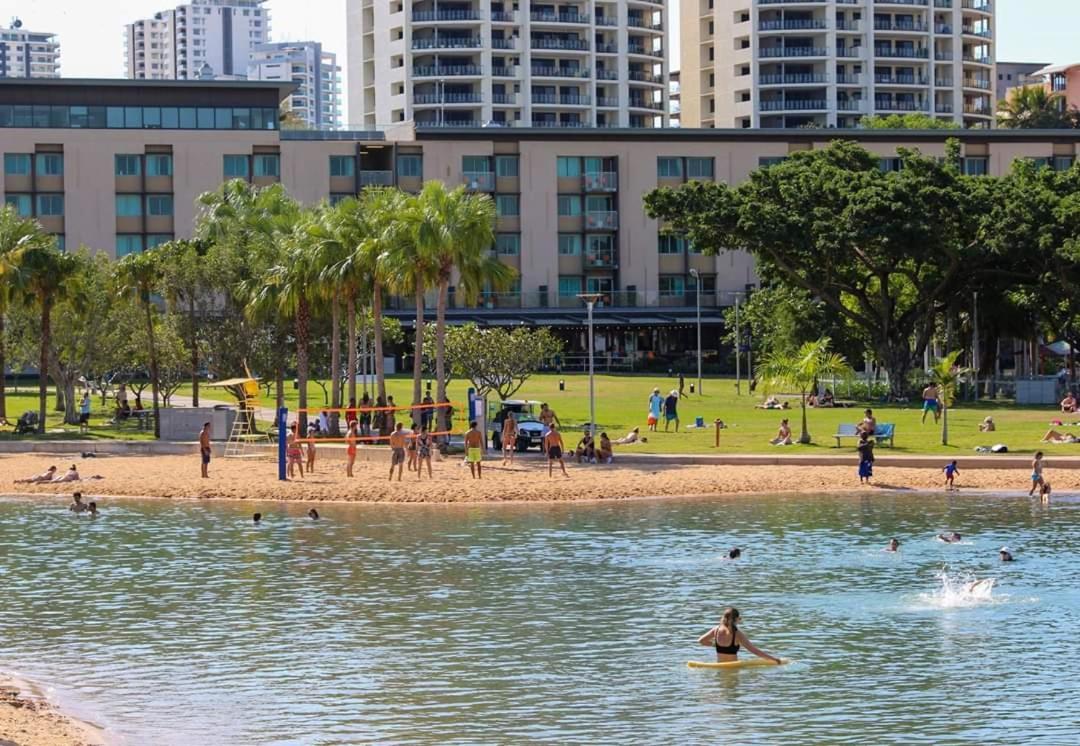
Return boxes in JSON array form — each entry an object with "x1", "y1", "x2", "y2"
[
  {"x1": 689, "y1": 269, "x2": 702, "y2": 396},
  {"x1": 735, "y1": 292, "x2": 741, "y2": 396},
  {"x1": 578, "y1": 294, "x2": 602, "y2": 439}
]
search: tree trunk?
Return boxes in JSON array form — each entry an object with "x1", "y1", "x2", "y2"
[
  {"x1": 54, "y1": 380, "x2": 64, "y2": 413},
  {"x1": 878, "y1": 342, "x2": 914, "y2": 401},
  {"x1": 412, "y1": 282, "x2": 425, "y2": 423},
  {"x1": 145, "y1": 299, "x2": 161, "y2": 439},
  {"x1": 373, "y1": 285, "x2": 387, "y2": 403},
  {"x1": 296, "y1": 297, "x2": 310, "y2": 434},
  {"x1": 941, "y1": 405, "x2": 949, "y2": 446},
  {"x1": 37, "y1": 298, "x2": 51, "y2": 434},
  {"x1": 347, "y1": 294, "x2": 357, "y2": 405},
  {"x1": 62, "y1": 377, "x2": 77, "y2": 426},
  {"x1": 435, "y1": 276, "x2": 449, "y2": 419},
  {"x1": 0, "y1": 312, "x2": 6, "y2": 420},
  {"x1": 798, "y1": 394, "x2": 811, "y2": 444},
  {"x1": 330, "y1": 291, "x2": 341, "y2": 436},
  {"x1": 189, "y1": 295, "x2": 199, "y2": 407}
]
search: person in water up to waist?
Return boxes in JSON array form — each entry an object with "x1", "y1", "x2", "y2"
[{"x1": 698, "y1": 607, "x2": 782, "y2": 664}]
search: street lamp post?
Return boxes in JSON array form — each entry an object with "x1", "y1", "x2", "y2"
[
  {"x1": 689, "y1": 269, "x2": 702, "y2": 396},
  {"x1": 578, "y1": 294, "x2": 602, "y2": 439},
  {"x1": 735, "y1": 292, "x2": 741, "y2": 396}
]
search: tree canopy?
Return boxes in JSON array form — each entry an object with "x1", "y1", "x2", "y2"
[
  {"x1": 997, "y1": 85, "x2": 1080, "y2": 129},
  {"x1": 859, "y1": 113, "x2": 960, "y2": 130}
]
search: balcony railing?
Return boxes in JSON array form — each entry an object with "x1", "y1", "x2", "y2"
[
  {"x1": 759, "y1": 19, "x2": 827, "y2": 30},
  {"x1": 411, "y1": 36, "x2": 482, "y2": 50},
  {"x1": 413, "y1": 93, "x2": 483, "y2": 104},
  {"x1": 530, "y1": 11, "x2": 590, "y2": 24},
  {"x1": 873, "y1": 47, "x2": 929, "y2": 58},
  {"x1": 531, "y1": 66, "x2": 590, "y2": 78},
  {"x1": 531, "y1": 38, "x2": 590, "y2": 51},
  {"x1": 463, "y1": 171, "x2": 495, "y2": 191},
  {"x1": 413, "y1": 65, "x2": 482, "y2": 77},
  {"x1": 583, "y1": 172, "x2": 618, "y2": 192},
  {"x1": 411, "y1": 10, "x2": 480, "y2": 22},
  {"x1": 586, "y1": 211, "x2": 618, "y2": 230},
  {"x1": 760, "y1": 46, "x2": 828, "y2": 58},
  {"x1": 760, "y1": 73, "x2": 828, "y2": 84},
  {"x1": 359, "y1": 170, "x2": 392, "y2": 187},
  {"x1": 532, "y1": 93, "x2": 591, "y2": 105},
  {"x1": 760, "y1": 99, "x2": 828, "y2": 111}
]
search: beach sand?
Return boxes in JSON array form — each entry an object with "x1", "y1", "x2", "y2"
[
  {"x1": 0, "y1": 452, "x2": 1071, "y2": 504},
  {"x1": 0, "y1": 677, "x2": 104, "y2": 746}
]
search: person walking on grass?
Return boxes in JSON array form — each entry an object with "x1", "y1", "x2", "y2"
[
  {"x1": 648, "y1": 387, "x2": 662, "y2": 431},
  {"x1": 346, "y1": 420, "x2": 358, "y2": 478},
  {"x1": 465, "y1": 421, "x2": 484, "y2": 479},
  {"x1": 921, "y1": 383, "x2": 941, "y2": 424},
  {"x1": 664, "y1": 390, "x2": 680, "y2": 432},
  {"x1": 199, "y1": 422, "x2": 212, "y2": 479},
  {"x1": 943, "y1": 460, "x2": 960, "y2": 491},
  {"x1": 545, "y1": 423, "x2": 569, "y2": 478},
  {"x1": 79, "y1": 391, "x2": 92, "y2": 433},
  {"x1": 416, "y1": 425, "x2": 434, "y2": 480},
  {"x1": 1029, "y1": 451, "x2": 1045, "y2": 497},
  {"x1": 389, "y1": 422, "x2": 407, "y2": 482}
]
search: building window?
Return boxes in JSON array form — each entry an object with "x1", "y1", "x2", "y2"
[
  {"x1": 658, "y1": 234, "x2": 688, "y2": 254},
  {"x1": 495, "y1": 233, "x2": 520, "y2": 255},
  {"x1": 254, "y1": 154, "x2": 280, "y2": 178},
  {"x1": 4, "y1": 194, "x2": 32, "y2": 216},
  {"x1": 558, "y1": 276, "x2": 583, "y2": 297},
  {"x1": 115, "y1": 194, "x2": 143, "y2": 217},
  {"x1": 223, "y1": 155, "x2": 250, "y2": 179},
  {"x1": 116, "y1": 234, "x2": 144, "y2": 256},
  {"x1": 146, "y1": 195, "x2": 174, "y2": 216},
  {"x1": 558, "y1": 195, "x2": 582, "y2": 216},
  {"x1": 558, "y1": 233, "x2": 582, "y2": 255},
  {"x1": 495, "y1": 194, "x2": 519, "y2": 217},
  {"x1": 36, "y1": 194, "x2": 64, "y2": 216},
  {"x1": 758, "y1": 156, "x2": 787, "y2": 168},
  {"x1": 397, "y1": 154, "x2": 422, "y2": 177},
  {"x1": 329, "y1": 155, "x2": 355, "y2": 177},
  {"x1": 55, "y1": 234, "x2": 65, "y2": 251},
  {"x1": 147, "y1": 154, "x2": 173, "y2": 176},
  {"x1": 495, "y1": 155, "x2": 519, "y2": 178},
  {"x1": 462, "y1": 155, "x2": 491, "y2": 174},
  {"x1": 146, "y1": 234, "x2": 173, "y2": 248},
  {"x1": 657, "y1": 157, "x2": 683, "y2": 178},
  {"x1": 557, "y1": 156, "x2": 581, "y2": 178},
  {"x1": 3, "y1": 153, "x2": 31, "y2": 175},
  {"x1": 1053, "y1": 156, "x2": 1075, "y2": 171},
  {"x1": 659, "y1": 275, "x2": 686, "y2": 297},
  {"x1": 687, "y1": 157, "x2": 714, "y2": 180},
  {"x1": 962, "y1": 157, "x2": 989, "y2": 176},
  {"x1": 115, "y1": 155, "x2": 141, "y2": 176}
]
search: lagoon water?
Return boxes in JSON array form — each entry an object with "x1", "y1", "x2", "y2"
[{"x1": 2, "y1": 491, "x2": 1079, "y2": 745}]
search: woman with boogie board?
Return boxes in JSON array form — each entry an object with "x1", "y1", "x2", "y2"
[{"x1": 690, "y1": 607, "x2": 784, "y2": 669}]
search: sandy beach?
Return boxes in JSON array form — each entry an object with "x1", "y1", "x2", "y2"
[
  {"x1": 1, "y1": 451, "x2": 1073, "y2": 504},
  {"x1": 0, "y1": 677, "x2": 104, "y2": 746}
]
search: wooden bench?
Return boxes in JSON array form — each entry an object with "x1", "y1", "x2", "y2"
[{"x1": 834, "y1": 423, "x2": 895, "y2": 448}]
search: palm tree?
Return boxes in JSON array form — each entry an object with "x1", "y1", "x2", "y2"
[
  {"x1": 115, "y1": 249, "x2": 166, "y2": 438},
  {"x1": 755, "y1": 337, "x2": 854, "y2": 444},
  {"x1": 997, "y1": 85, "x2": 1077, "y2": 129},
  {"x1": 928, "y1": 350, "x2": 966, "y2": 446},
  {"x1": 0, "y1": 206, "x2": 54, "y2": 421},
  {"x1": 16, "y1": 241, "x2": 80, "y2": 433}
]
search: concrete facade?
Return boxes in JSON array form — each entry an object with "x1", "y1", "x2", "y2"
[
  {"x1": 996, "y1": 60, "x2": 1049, "y2": 103},
  {"x1": 680, "y1": 0, "x2": 995, "y2": 129},
  {"x1": 0, "y1": 21, "x2": 60, "y2": 79},
  {"x1": 346, "y1": 0, "x2": 669, "y2": 130},
  {"x1": 248, "y1": 42, "x2": 343, "y2": 130}
]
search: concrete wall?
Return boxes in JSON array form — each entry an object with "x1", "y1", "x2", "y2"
[{"x1": 160, "y1": 406, "x2": 237, "y2": 442}]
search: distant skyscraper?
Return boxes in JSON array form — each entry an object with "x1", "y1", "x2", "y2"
[
  {"x1": 248, "y1": 42, "x2": 342, "y2": 130},
  {"x1": 125, "y1": 0, "x2": 270, "y2": 80},
  {"x1": 0, "y1": 18, "x2": 60, "y2": 79}
]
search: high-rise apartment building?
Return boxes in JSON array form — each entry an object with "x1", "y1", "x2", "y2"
[
  {"x1": 680, "y1": 0, "x2": 995, "y2": 129},
  {"x1": 249, "y1": 42, "x2": 342, "y2": 130},
  {"x1": 0, "y1": 19, "x2": 60, "y2": 79},
  {"x1": 346, "y1": 0, "x2": 669, "y2": 129},
  {"x1": 125, "y1": 0, "x2": 270, "y2": 80}
]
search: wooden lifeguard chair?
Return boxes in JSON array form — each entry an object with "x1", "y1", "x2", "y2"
[{"x1": 207, "y1": 375, "x2": 269, "y2": 458}]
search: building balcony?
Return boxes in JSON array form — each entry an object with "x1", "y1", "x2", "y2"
[
  {"x1": 875, "y1": 74, "x2": 930, "y2": 85},
  {"x1": 532, "y1": 93, "x2": 591, "y2": 106},
  {"x1": 628, "y1": 70, "x2": 663, "y2": 84},
  {"x1": 492, "y1": 65, "x2": 522, "y2": 78},
  {"x1": 837, "y1": 100, "x2": 865, "y2": 112},
  {"x1": 596, "y1": 42, "x2": 619, "y2": 54},
  {"x1": 413, "y1": 65, "x2": 482, "y2": 77},
  {"x1": 627, "y1": 44, "x2": 664, "y2": 58},
  {"x1": 596, "y1": 96, "x2": 620, "y2": 107},
  {"x1": 463, "y1": 171, "x2": 495, "y2": 190},
  {"x1": 962, "y1": 78, "x2": 991, "y2": 90},
  {"x1": 961, "y1": 0, "x2": 992, "y2": 14},
  {"x1": 874, "y1": 99, "x2": 930, "y2": 112},
  {"x1": 413, "y1": 92, "x2": 483, "y2": 105},
  {"x1": 531, "y1": 38, "x2": 590, "y2": 51},
  {"x1": 874, "y1": 47, "x2": 929, "y2": 59},
  {"x1": 411, "y1": 36, "x2": 482, "y2": 50},
  {"x1": 629, "y1": 98, "x2": 665, "y2": 111},
  {"x1": 759, "y1": 99, "x2": 829, "y2": 111},
  {"x1": 759, "y1": 73, "x2": 828, "y2": 85},
  {"x1": 759, "y1": 46, "x2": 829, "y2": 58},
  {"x1": 411, "y1": 10, "x2": 481, "y2": 23},
  {"x1": 359, "y1": 170, "x2": 393, "y2": 186},
  {"x1": 873, "y1": 20, "x2": 929, "y2": 32},
  {"x1": 491, "y1": 10, "x2": 518, "y2": 23},
  {"x1": 530, "y1": 11, "x2": 590, "y2": 24},
  {"x1": 583, "y1": 172, "x2": 618, "y2": 191},
  {"x1": 586, "y1": 211, "x2": 618, "y2": 230},
  {"x1": 594, "y1": 15, "x2": 617, "y2": 26},
  {"x1": 491, "y1": 92, "x2": 520, "y2": 105},
  {"x1": 530, "y1": 119, "x2": 590, "y2": 128},
  {"x1": 759, "y1": 19, "x2": 827, "y2": 31},
  {"x1": 584, "y1": 252, "x2": 617, "y2": 269},
  {"x1": 531, "y1": 66, "x2": 591, "y2": 79}
]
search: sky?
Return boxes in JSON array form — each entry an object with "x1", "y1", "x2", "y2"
[{"x1": 0, "y1": 0, "x2": 1076, "y2": 108}]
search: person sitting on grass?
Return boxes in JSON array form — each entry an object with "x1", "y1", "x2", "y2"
[
  {"x1": 979, "y1": 416, "x2": 996, "y2": 433},
  {"x1": 116, "y1": 400, "x2": 132, "y2": 421},
  {"x1": 806, "y1": 392, "x2": 819, "y2": 408},
  {"x1": 821, "y1": 389, "x2": 835, "y2": 407},
  {"x1": 769, "y1": 419, "x2": 793, "y2": 446},
  {"x1": 1062, "y1": 392, "x2": 1078, "y2": 414},
  {"x1": 756, "y1": 396, "x2": 788, "y2": 410},
  {"x1": 1041, "y1": 429, "x2": 1079, "y2": 444},
  {"x1": 598, "y1": 432, "x2": 614, "y2": 464},
  {"x1": 15, "y1": 465, "x2": 58, "y2": 483}
]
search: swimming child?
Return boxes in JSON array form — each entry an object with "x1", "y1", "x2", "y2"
[
  {"x1": 999, "y1": 547, "x2": 1014, "y2": 562},
  {"x1": 87, "y1": 501, "x2": 98, "y2": 518},
  {"x1": 727, "y1": 547, "x2": 741, "y2": 560},
  {"x1": 1029, "y1": 451, "x2": 1045, "y2": 497},
  {"x1": 938, "y1": 532, "x2": 962, "y2": 543},
  {"x1": 253, "y1": 513, "x2": 262, "y2": 524},
  {"x1": 308, "y1": 508, "x2": 319, "y2": 520},
  {"x1": 886, "y1": 538, "x2": 900, "y2": 552},
  {"x1": 943, "y1": 460, "x2": 959, "y2": 491}
]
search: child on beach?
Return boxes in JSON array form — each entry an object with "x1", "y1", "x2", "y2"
[
  {"x1": 346, "y1": 421, "x2": 358, "y2": 478},
  {"x1": 943, "y1": 460, "x2": 959, "y2": 491},
  {"x1": 857, "y1": 433, "x2": 874, "y2": 484},
  {"x1": 1029, "y1": 451, "x2": 1045, "y2": 497},
  {"x1": 305, "y1": 425, "x2": 317, "y2": 473},
  {"x1": 1041, "y1": 481, "x2": 1052, "y2": 503}
]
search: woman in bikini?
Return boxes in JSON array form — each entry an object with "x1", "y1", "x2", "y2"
[
  {"x1": 286, "y1": 423, "x2": 305, "y2": 479},
  {"x1": 697, "y1": 607, "x2": 782, "y2": 664},
  {"x1": 416, "y1": 425, "x2": 433, "y2": 480}
]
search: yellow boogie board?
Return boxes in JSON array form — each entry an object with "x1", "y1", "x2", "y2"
[{"x1": 687, "y1": 658, "x2": 788, "y2": 670}]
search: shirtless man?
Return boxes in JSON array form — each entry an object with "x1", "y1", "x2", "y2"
[
  {"x1": 388, "y1": 422, "x2": 407, "y2": 482},
  {"x1": 199, "y1": 422, "x2": 212, "y2": 478},
  {"x1": 539, "y1": 403, "x2": 560, "y2": 453},
  {"x1": 921, "y1": 383, "x2": 940, "y2": 424},
  {"x1": 544, "y1": 423, "x2": 569, "y2": 478},
  {"x1": 69, "y1": 492, "x2": 87, "y2": 513},
  {"x1": 465, "y1": 421, "x2": 484, "y2": 479},
  {"x1": 502, "y1": 412, "x2": 518, "y2": 465}
]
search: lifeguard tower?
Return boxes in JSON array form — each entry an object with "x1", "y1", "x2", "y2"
[{"x1": 208, "y1": 376, "x2": 269, "y2": 458}]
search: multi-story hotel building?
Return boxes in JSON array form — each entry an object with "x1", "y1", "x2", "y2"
[
  {"x1": 0, "y1": 20, "x2": 60, "y2": 79},
  {"x1": 125, "y1": 0, "x2": 270, "y2": 80},
  {"x1": 248, "y1": 42, "x2": 343, "y2": 130},
  {"x1": 346, "y1": 0, "x2": 669, "y2": 130},
  {"x1": 4, "y1": 79, "x2": 1078, "y2": 353},
  {"x1": 995, "y1": 60, "x2": 1049, "y2": 103},
  {"x1": 680, "y1": 0, "x2": 995, "y2": 129}
]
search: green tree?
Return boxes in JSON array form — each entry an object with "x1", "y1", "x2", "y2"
[
  {"x1": 754, "y1": 337, "x2": 854, "y2": 444},
  {"x1": 859, "y1": 113, "x2": 960, "y2": 130},
  {"x1": 928, "y1": 350, "x2": 966, "y2": 446},
  {"x1": 997, "y1": 85, "x2": 1078, "y2": 129},
  {"x1": 436, "y1": 323, "x2": 563, "y2": 400},
  {"x1": 157, "y1": 239, "x2": 211, "y2": 406},
  {"x1": 115, "y1": 249, "x2": 166, "y2": 438}
]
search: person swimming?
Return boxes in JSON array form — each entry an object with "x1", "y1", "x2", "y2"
[
  {"x1": 938, "y1": 532, "x2": 962, "y2": 543},
  {"x1": 697, "y1": 607, "x2": 782, "y2": 664},
  {"x1": 68, "y1": 492, "x2": 87, "y2": 513},
  {"x1": 999, "y1": 547, "x2": 1014, "y2": 562},
  {"x1": 253, "y1": 512, "x2": 262, "y2": 524},
  {"x1": 87, "y1": 501, "x2": 98, "y2": 518},
  {"x1": 727, "y1": 548, "x2": 742, "y2": 560},
  {"x1": 308, "y1": 508, "x2": 319, "y2": 520},
  {"x1": 886, "y1": 538, "x2": 900, "y2": 552}
]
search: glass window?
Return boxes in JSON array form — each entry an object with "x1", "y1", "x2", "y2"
[
  {"x1": 558, "y1": 195, "x2": 582, "y2": 216},
  {"x1": 143, "y1": 107, "x2": 162, "y2": 128},
  {"x1": 495, "y1": 194, "x2": 519, "y2": 217},
  {"x1": 558, "y1": 233, "x2": 582, "y2": 255},
  {"x1": 35, "y1": 153, "x2": 63, "y2": 176},
  {"x1": 1053, "y1": 156, "x2": 1075, "y2": 171},
  {"x1": 106, "y1": 107, "x2": 125, "y2": 128},
  {"x1": 115, "y1": 155, "x2": 141, "y2": 177},
  {"x1": 179, "y1": 108, "x2": 197, "y2": 129},
  {"x1": 495, "y1": 155, "x2": 519, "y2": 178},
  {"x1": 330, "y1": 155, "x2": 355, "y2": 177},
  {"x1": 251, "y1": 108, "x2": 266, "y2": 131},
  {"x1": 758, "y1": 156, "x2": 786, "y2": 168},
  {"x1": 12, "y1": 105, "x2": 32, "y2": 127},
  {"x1": 329, "y1": 193, "x2": 351, "y2": 206},
  {"x1": 223, "y1": 155, "x2": 250, "y2": 179},
  {"x1": 147, "y1": 154, "x2": 173, "y2": 177},
  {"x1": 962, "y1": 157, "x2": 988, "y2": 176},
  {"x1": 87, "y1": 107, "x2": 107, "y2": 128},
  {"x1": 687, "y1": 157, "x2": 714, "y2": 179},
  {"x1": 115, "y1": 194, "x2": 143, "y2": 217},
  {"x1": 254, "y1": 154, "x2": 280, "y2": 178},
  {"x1": 878, "y1": 158, "x2": 903, "y2": 173},
  {"x1": 397, "y1": 154, "x2": 422, "y2": 177},
  {"x1": 36, "y1": 194, "x2": 64, "y2": 216},
  {"x1": 659, "y1": 275, "x2": 686, "y2": 296},
  {"x1": 657, "y1": 157, "x2": 683, "y2": 178},
  {"x1": 585, "y1": 195, "x2": 612, "y2": 213},
  {"x1": 264, "y1": 108, "x2": 280, "y2": 130},
  {"x1": 32, "y1": 106, "x2": 49, "y2": 128},
  {"x1": 4, "y1": 153, "x2": 31, "y2": 175},
  {"x1": 463, "y1": 155, "x2": 491, "y2": 173},
  {"x1": 124, "y1": 106, "x2": 143, "y2": 128},
  {"x1": 557, "y1": 156, "x2": 581, "y2": 178},
  {"x1": 4, "y1": 194, "x2": 32, "y2": 217},
  {"x1": 0, "y1": 105, "x2": 12, "y2": 127},
  {"x1": 558, "y1": 276, "x2": 583, "y2": 297},
  {"x1": 495, "y1": 233, "x2": 520, "y2": 255},
  {"x1": 658, "y1": 234, "x2": 688, "y2": 254},
  {"x1": 146, "y1": 195, "x2": 174, "y2": 216},
  {"x1": 146, "y1": 234, "x2": 173, "y2": 249},
  {"x1": 49, "y1": 107, "x2": 70, "y2": 128},
  {"x1": 232, "y1": 107, "x2": 251, "y2": 129},
  {"x1": 197, "y1": 108, "x2": 215, "y2": 129},
  {"x1": 161, "y1": 107, "x2": 179, "y2": 129},
  {"x1": 55, "y1": 234, "x2": 65, "y2": 252},
  {"x1": 215, "y1": 108, "x2": 232, "y2": 129},
  {"x1": 116, "y1": 234, "x2": 144, "y2": 257}
]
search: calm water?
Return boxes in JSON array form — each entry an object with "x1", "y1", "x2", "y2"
[{"x1": 2, "y1": 492, "x2": 1080, "y2": 745}]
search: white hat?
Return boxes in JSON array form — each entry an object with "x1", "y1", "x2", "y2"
[
  {"x1": 1000, "y1": 546, "x2": 1011, "y2": 552},
  {"x1": 670, "y1": 390, "x2": 678, "y2": 396}
]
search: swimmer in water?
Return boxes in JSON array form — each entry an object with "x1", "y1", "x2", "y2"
[
  {"x1": 1040, "y1": 482, "x2": 1052, "y2": 503},
  {"x1": 999, "y1": 547, "x2": 1014, "y2": 562},
  {"x1": 886, "y1": 538, "x2": 900, "y2": 552},
  {"x1": 68, "y1": 492, "x2": 87, "y2": 513},
  {"x1": 697, "y1": 607, "x2": 782, "y2": 665},
  {"x1": 253, "y1": 512, "x2": 262, "y2": 524},
  {"x1": 308, "y1": 508, "x2": 319, "y2": 520},
  {"x1": 938, "y1": 532, "x2": 962, "y2": 543},
  {"x1": 727, "y1": 548, "x2": 741, "y2": 560},
  {"x1": 87, "y1": 501, "x2": 98, "y2": 518}
]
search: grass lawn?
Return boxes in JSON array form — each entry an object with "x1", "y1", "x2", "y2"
[
  {"x1": 0, "y1": 390, "x2": 156, "y2": 441},
  {"x1": 172, "y1": 374, "x2": 1073, "y2": 457}
]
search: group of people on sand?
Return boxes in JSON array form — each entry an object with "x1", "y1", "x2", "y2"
[{"x1": 15, "y1": 464, "x2": 85, "y2": 484}]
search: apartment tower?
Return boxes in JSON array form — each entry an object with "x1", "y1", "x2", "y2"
[
  {"x1": 125, "y1": 0, "x2": 270, "y2": 80},
  {"x1": 0, "y1": 19, "x2": 60, "y2": 79},
  {"x1": 346, "y1": 0, "x2": 669, "y2": 129},
  {"x1": 249, "y1": 42, "x2": 343, "y2": 130},
  {"x1": 680, "y1": 0, "x2": 995, "y2": 129}
]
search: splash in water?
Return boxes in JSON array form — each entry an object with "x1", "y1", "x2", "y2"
[{"x1": 919, "y1": 569, "x2": 999, "y2": 609}]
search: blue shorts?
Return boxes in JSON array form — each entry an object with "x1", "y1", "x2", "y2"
[{"x1": 923, "y1": 400, "x2": 938, "y2": 412}]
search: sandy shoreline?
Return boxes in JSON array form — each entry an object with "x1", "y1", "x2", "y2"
[
  {"x1": 1, "y1": 451, "x2": 1070, "y2": 504},
  {"x1": 0, "y1": 675, "x2": 104, "y2": 746}
]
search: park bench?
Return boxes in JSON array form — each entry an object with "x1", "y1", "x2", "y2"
[{"x1": 834, "y1": 423, "x2": 895, "y2": 448}]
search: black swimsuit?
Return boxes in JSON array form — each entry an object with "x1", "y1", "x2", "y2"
[{"x1": 714, "y1": 627, "x2": 740, "y2": 655}]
